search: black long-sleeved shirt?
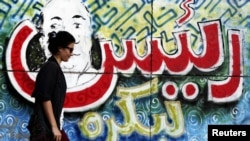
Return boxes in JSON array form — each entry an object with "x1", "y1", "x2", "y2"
[{"x1": 32, "y1": 56, "x2": 67, "y2": 130}]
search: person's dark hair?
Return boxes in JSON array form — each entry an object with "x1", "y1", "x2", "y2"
[{"x1": 48, "y1": 31, "x2": 75, "y2": 55}]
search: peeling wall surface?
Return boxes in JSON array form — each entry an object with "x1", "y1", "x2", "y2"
[{"x1": 1, "y1": 0, "x2": 250, "y2": 140}]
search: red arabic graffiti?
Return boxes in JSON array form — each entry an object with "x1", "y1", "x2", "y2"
[
  {"x1": 208, "y1": 30, "x2": 243, "y2": 102},
  {"x1": 176, "y1": 0, "x2": 195, "y2": 26},
  {"x1": 104, "y1": 20, "x2": 224, "y2": 74},
  {"x1": 5, "y1": 19, "x2": 243, "y2": 112},
  {"x1": 100, "y1": 20, "x2": 243, "y2": 102}
]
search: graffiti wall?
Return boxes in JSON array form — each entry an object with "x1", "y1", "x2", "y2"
[{"x1": 1, "y1": 0, "x2": 250, "y2": 140}]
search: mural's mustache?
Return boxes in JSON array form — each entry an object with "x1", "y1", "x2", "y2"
[{"x1": 72, "y1": 53, "x2": 80, "y2": 56}]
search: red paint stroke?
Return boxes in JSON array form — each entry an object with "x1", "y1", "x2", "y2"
[{"x1": 176, "y1": 0, "x2": 195, "y2": 26}]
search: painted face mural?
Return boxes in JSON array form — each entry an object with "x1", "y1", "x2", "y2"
[
  {"x1": 5, "y1": 0, "x2": 117, "y2": 112},
  {"x1": 41, "y1": 0, "x2": 97, "y2": 88}
]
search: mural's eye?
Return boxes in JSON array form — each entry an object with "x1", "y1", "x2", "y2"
[
  {"x1": 50, "y1": 24, "x2": 56, "y2": 29},
  {"x1": 73, "y1": 23, "x2": 81, "y2": 29},
  {"x1": 50, "y1": 22, "x2": 63, "y2": 30}
]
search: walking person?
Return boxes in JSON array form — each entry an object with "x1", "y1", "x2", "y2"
[{"x1": 27, "y1": 31, "x2": 75, "y2": 141}]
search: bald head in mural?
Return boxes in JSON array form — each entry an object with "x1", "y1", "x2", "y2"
[{"x1": 39, "y1": 0, "x2": 99, "y2": 88}]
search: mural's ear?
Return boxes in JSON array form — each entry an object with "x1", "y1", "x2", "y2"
[
  {"x1": 26, "y1": 32, "x2": 46, "y2": 71},
  {"x1": 90, "y1": 37, "x2": 102, "y2": 70}
]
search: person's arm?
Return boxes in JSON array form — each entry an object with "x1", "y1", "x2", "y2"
[{"x1": 42, "y1": 100, "x2": 62, "y2": 141}]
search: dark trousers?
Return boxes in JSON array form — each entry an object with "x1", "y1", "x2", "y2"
[{"x1": 30, "y1": 129, "x2": 69, "y2": 141}]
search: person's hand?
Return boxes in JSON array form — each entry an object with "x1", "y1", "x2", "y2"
[{"x1": 52, "y1": 126, "x2": 62, "y2": 141}]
